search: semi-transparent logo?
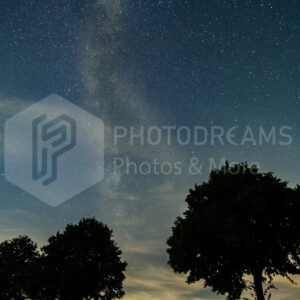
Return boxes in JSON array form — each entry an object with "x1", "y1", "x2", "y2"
[{"x1": 4, "y1": 94, "x2": 104, "y2": 206}]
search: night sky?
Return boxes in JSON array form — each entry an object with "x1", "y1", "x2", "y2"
[{"x1": 0, "y1": 0, "x2": 300, "y2": 299}]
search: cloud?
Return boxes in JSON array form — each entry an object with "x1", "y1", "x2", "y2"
[
  {"x1": 0, "y1": 97, "x2": 34, "y2": 118},
  {"x1": 120, "y1": 240, "x2": 300, "y2": 300},
  {"x1": 121, "y1": 240, "x2": 223, "y2": 300}
]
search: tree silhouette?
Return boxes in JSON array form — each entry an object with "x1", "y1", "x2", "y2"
[
  {"x1": 0, "y1": 235, "x2": 39, "y2": 300},
  {"x1": 33, "y1": 218, "x2": 127, "y2": 300},
  {"x1": 167, "y1": 162, "x2": 300, "y2": 300}
]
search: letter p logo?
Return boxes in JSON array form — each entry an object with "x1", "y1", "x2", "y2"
[
  {"x1": 4, "y1": 94, "x2": 104, "y2": 206},
  {"x1": 32, "y1": 114, "x2": 76, "y2": 185}
]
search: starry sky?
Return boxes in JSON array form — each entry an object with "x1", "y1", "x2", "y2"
[{"x1": 0, "y1": 0, "x2": 300, "y2": 299}]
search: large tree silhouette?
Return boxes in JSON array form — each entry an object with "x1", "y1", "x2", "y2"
[
  {"x1": 32, "y1": 218, "x2": 127, "y2": 300},
  {"x1": 0, "y1": 235, "x2": 39, "y2": 300},
  {"x1": 167, "y1": 162, "x2": 300, "y2": 300}
]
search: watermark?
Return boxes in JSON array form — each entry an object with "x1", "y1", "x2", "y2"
[
  {"x1": 112, "y1": 156, "x2": 260, "y2": 176},
  {"x1": 4, "y1": 96, "x2": 294, "y2": 205},
  {"x1": 110, "y1": 125, "x2": 293, "y2": 177},
  {"x1": 32, "y1": 114, "x2": 77, "y2": 185},
  {"x1": 113, "y1": 125, "x2": 292, "y2": 146},
  {"x1": 4, "y1": 94, "x2": 104, "y2": 206},
  {"x1": 113, "y1": 157, "x2": 182, "y2": 176}
]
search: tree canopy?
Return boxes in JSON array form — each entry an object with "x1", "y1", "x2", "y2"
[
  {"x1": 0, "y1": 235, "x2": 39, "y2": 300},
  {"x1": 36, "y1": 218, "x2": 127, "y2": 300},
  {"x1": 167, "y1": 162, "x2": 300, "y2": 300},
  {"x1": 0, "y1": 218, "x2": 127, "y2": 300}
]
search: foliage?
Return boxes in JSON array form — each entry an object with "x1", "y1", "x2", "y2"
[
  {"x1": 167, "y1": 162, "x2": 300, "y2": 300},
  {"x1": 0, "y1": 218, "x2": 127, "y2": 300},
  {"x1": 34, "y1": 218, "x2": 127, "y2": 300},
  {"x1": 0, "y1": 235, "x2": 39, "y2": 300}
]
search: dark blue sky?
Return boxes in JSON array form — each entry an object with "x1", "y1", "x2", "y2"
[{"x1": 1, "y1": 0, "x2": 299, "y2": 111}]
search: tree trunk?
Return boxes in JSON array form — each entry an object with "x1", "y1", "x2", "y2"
[{"x1": 253, "y1": 270, "x2": 265, "y2": 300}]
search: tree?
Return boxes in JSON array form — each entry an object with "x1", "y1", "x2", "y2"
[
  {"x1": 167, "y1": 162, "x2": 300, "y2": 300},
  {"x1": 0, "y1": 235, "x2": 39, "y2": 300},
  {"x1": 34, "y1": 218, "x2": 127, "y2": 300}
]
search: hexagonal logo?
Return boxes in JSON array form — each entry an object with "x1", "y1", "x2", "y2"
[{"x1": 4, "y1": 94, "x2": 104, "y2": 206}]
